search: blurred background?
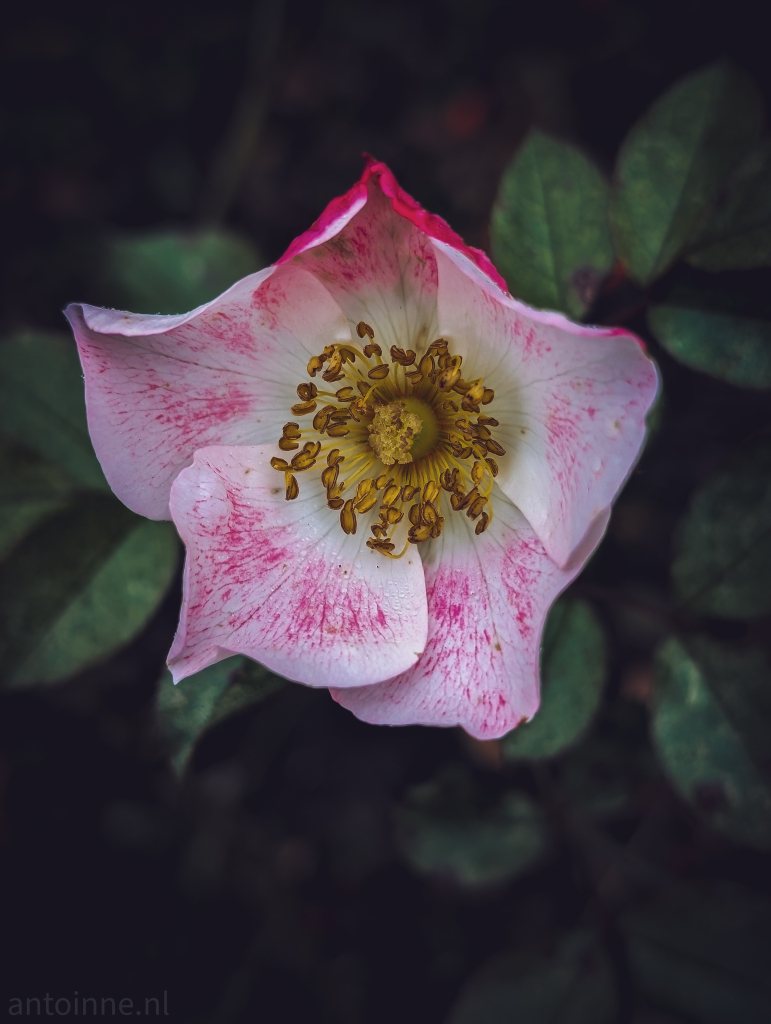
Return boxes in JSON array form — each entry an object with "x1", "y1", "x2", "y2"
[{"x1": 2, "y1": 1, "x2": 771, "y2": 1022}]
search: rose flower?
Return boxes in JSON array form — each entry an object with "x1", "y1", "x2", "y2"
[{"x1": 65, "y1": 159, "x2": 657, "y2": 739}]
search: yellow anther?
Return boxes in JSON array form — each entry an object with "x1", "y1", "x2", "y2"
[
  {"x1": 401, "y1": 484, "x2": 419, "y2": 501},
  {"x1": 327, "y1": 449, "x2": 343, "y2": 466},
  {"x1": 423, "y1": 480, "x2": 440, "y2": 504},
  {"x1": 357, "y1": 380, "x2": 373, "y2": 397},
  {"x1": 355, "y1": 492, "x2": 379, "y2": 513},
  {"x1": 408, "y1": 504, "x2": 421, "y2": 526},
  {"x1": 485, "y1": 438, "x2": 506, "y2": 456},
  {"x1": 326, "y1": 424, "x2": 350, "y2": 437},
  {"x1": 390, "y1": 346, "x2": 416, "y2": 366},
  {"x1": 408, "y1": 524, "x2": 432, "y2": 543},
  {"x1": 467, "y1": 495, "x2": 488, "y2": 519},
  {"x1": 428, "y1": 338, "x2": 448, "y2": 354},
  {"x1": 328, "y1": 496, "x2": 344, "y2": 510},
  {"x1": 485, "y1": 457, "x2": 499, "y2": 477},
  {"x1": 471, "y1": 461, "x2": 485, "y2": 486},
  {"x1": 321, "y1": 464, "x2": 339, "y2": 489},
  {"x1": 278, "y1": 437, "x2": 300, "y2": 451},
  {"x1": 282, "y1": 422, "x2": 302, "y2": 439},
  {"x1": 335, "y1": 387, "x2": 356, "y2": 402},
  {"x1": 330, "y1": 409, "x2": 350, "y2": 422},
  {"x1": 384, "y1": 507, "x2": 403, "y2": 525},
  {"x1": 436, "y1": 365, "x2": 461, "y2": 392},
  {"x1": 296, "y1": 382, "x2": 318, "y2": 401},
  {"x1": 270, "y1": 457, "x2": 291, "y2": 471},
  {"x1": 421, "y1": 502, "x2": 438, "y2": 526},
  {"x1": 340, "y1": 347, "x2": 357, "y2": 364},
  {"x1": 285, "y1": 474, "x2": 299, "y2": 500},
  {"x1": 291, "y1": 400, "x2": 317, "y2": 416},
  {"x1": 475, "y1": 511, "x2": 490, "y2": 535},
  {"x1": 381, "y1": 483, "x2": 401, "y2": 506},
  {"x1": 357, "y1": 321, "x2": 375, "y2": 340},
  {"x1": 466, "y1": 381, "x2": 485, "y2": 404},
  {"x1": 340, "y1": 499, "x2": 357, "y2": 535},
  {"x1": 482, "y1": 388, "x2": 495, "y2": 405},
  {"x1": 478, "y1": 415, "x2": 499, "y2": 427},
  {"x1": 313, "y1": 405, "x2": 336, "y2": 432},
  {"x1": 367, "y1": 363, "x2": 389, "y2": 380},
  {"x1": 375, "y1": 474, "x2": 389, "y2": 490},
  {"x1": 355, "y1": 479, "x2": 375, "y2": 503},
  {"x1": 307, "y1": 355, "x2": 324, "y2": 377}
]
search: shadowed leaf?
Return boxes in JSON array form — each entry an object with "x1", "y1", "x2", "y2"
[
  {"x1": 648, "y1": 305, "x2": 771, "y2": 389},
  {"x1": 672, "y1": 442, "x2": 771, "y2": 618},
  {"x1": 491, "y1": 131, "x2": 614, "y2": 318},
  {"x1": 104, "y1": 229, "x2": 262, "y2": 314},
  {"x1": 157, "y1": 657, "x2": 286, "y2": 774},
  {"x1": 0, "y1": 494, "x2": 179, "y2": 688},
  {"x1": 652, "y1": 635, "x2": 771, "y2": 849},
  {"x1": 0, "y1": 333, "x2": 108, "y2": 490},
  {"x1": 688, "y1": 140, "x2": 771, "y2": 271},
  {"x1": 393, "y1": 765, "x2": 547, "y2": 887},
  {"x1": 502, "y1": 599, "x2": 606, "y2": 761},
  {"x1": 446, "y1": 928, "x2": 617, "y2": 1024},
  {"x1": 610, "y1": 62, "x2": 762, "y2": 284},
  {"x1": 622, "y1": 881, "x2": 771, "y2": 1023}
]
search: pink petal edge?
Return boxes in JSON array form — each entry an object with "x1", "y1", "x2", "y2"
[
  {"x1": 278, "y1": 156, "x2": 508, "y2": 293},
  {"x1": 168, "y1": 445, "x2": 429, "y2": 689}
]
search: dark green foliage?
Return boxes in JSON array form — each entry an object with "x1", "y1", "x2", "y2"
[
  {"x1": 622, "y1": 882, "x2": 771, "y2": 1023},
  {"x1": 446, "y1": 929, "x2": 617, "y2": 1024},
  {"x1": 688, "y1": 140, "x2": 771, "y2": 271},
  {"x1": 671, "y1": 442, "x2": 771, "y2": 618},
  {"x1": 652, "y1": 636, "x2": 771, "y2": 848},
  {"x1": 103, "y1": 229, "x2": 263, "y2": 314},
  {"x1": 0, "y1": 333, "x2": 179, "y2": 687},
  {"x1": 610, "y1": 62, "x2": 762, "y2": 284},
  {"x1": 157, "y1": 656, "x2": 285, "y2": 774},
  {"x1": 0, "y1": 333, "x2": 108, "y2": 490},
  {"x1": 393, "y1": 765, "x2": 547, "y2": 887},
  {"x1": 501, "y1": 598, "x2": 606, "y2": 761},
  {"x1": 648, "y1": 305, "x2": 771, "y2": 389},
  {"x1": 491, "y1": 131, "x2": 614, "y2": 317}
]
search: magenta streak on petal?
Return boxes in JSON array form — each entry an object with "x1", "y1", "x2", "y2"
[{"x1": 168, "y1": 447, "x2": 428, "y2": 688}]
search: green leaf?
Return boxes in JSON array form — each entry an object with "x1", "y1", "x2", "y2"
[
  {"x1": 610, "y1": 62, "x2": 762, "y2": 284},
  {"x1": 648, "y1": 305, "x2": 771, "y2": 390},
  {"x1": 501, "y1": 599, "x2": 606, "y2": 761},
  {"x1": 621, "y1": 881, "x2": 771, "y2": 1023},
  {"x1": 0, "y1": 438, "x2": 77, "y2": 559},
  {"x1": 157, "y1": 657, "x2": 285, "y2": 774},
  {"x1": 688, "y1": 140, "x2": 771, "y2": 271},
  {"x1": 0, "y1": 333, "x2": 108, "y2": 490},
  {"x1": 393, "y1": 766, "x2": 547, "y2": 887},
  {"x1": 0, "y1": 494, "x2": 179, "y2": 687},
  {"x1": 104, "y1": 229, "x2": 263, "y2": 314},
  {"x1": 652, "y1": 636, "x2": 771, "y2": 849},
  {"x1": 490, "y1": 131, "x2": 614, "y2": 318},
  {"x1": 671, "y1": 442, "x2": 771, "y2": 618},
  {"x1": 446, "y1": 928, "x2": 617, "y2": 1024}
]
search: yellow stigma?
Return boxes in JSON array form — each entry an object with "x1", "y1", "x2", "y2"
[{"x1": 367, "y1": 401, "x2": 422, "y2": 465}]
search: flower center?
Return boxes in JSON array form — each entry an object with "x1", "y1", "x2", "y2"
[
  {"x1": 270, "y1": 323, "x2": 506, "y2": 557},
  {"x1": 367, "y1": 398, "x2": 439, "y2": 465}
]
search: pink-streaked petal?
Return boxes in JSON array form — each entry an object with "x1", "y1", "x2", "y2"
[
  {"x1": 433, "y1": 242, "x2": 659, "y2": 569},
  {"x1": 292, "y1": 179, "x2": 440, "y2": 356},
  {"x1": 65, "y1": 264, "x2": 351, "y2": 520},
  {"x1": 277, "y1": 157, "x2": 507, "y2": 296},
  {"x1": 167, "y1": 445, "x2": 428, "y2": 688},
  {"x1": 332, "y1": 488, "x2": 577, "y2": 740}
]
